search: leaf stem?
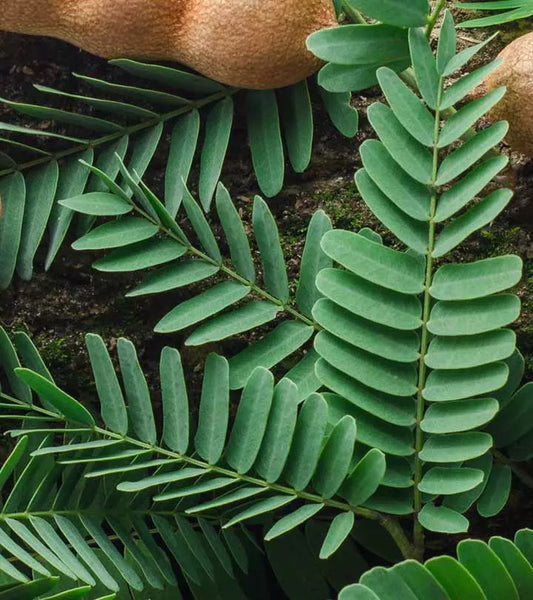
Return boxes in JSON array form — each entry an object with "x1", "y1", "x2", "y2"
[
  {"x1": 0, "y1": 390, "x2": 417, "y2": 557},
  {"x1": 493, "y1": 449, "x2": 533, "y2": 490},
  {"x1": 0, "y1": 89, "x2": 237, "y2": 179},
  {"x1": 412, "y1": 78, "x2": 444, "y2": 561},
  {"x1": 340, "y1": 1, "x2": 367, "y2": 23},
  {"x1": 426, "y1": 0, "x2": 448, "y2": 37},
  {"x1": 131, "y1": 195, "x2": 317, "y2": 328}
]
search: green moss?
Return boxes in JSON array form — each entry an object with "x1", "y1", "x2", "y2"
[
  {"x1": 312, "y1": 183, "x2": 369, "y2": 231},
  {"x1": 479, "y1": 226, "x2": 522, "y2": 256},
  {"x1": 34, "y1": 334, "x2": 69, "y2": 369},
  {"x1": 8, "y1": 319, "x2": 30, "y2": 336}
]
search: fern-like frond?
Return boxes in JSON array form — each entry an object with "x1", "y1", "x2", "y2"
[
  {"x1": 0, "y1": 61, "x2": 358, "y2": 290},
  {"x1": 59, "y1": 166, "x2": 332, "y2": 391},
  {"x1": 0, "y1": 328, "x2": 418, "y2": 597},
  {"x1": 339, "y1": 528, "x2": 533, "y2": 599},
  {"x1": 313, "y1": 11, "x2": 523, "y2": 540}
]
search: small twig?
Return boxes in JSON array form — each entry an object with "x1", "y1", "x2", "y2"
[
  {"x1": 426, "y1": 0, "x2": 447, "y2": 38},
  {"x1": 493, "y1": 449, "x2": 533, "y2": 490},
  {"x1": 341, "y1": 0, "x2": 366, "y2": 24}
]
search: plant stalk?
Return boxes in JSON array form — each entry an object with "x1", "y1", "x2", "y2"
[
  {"x1": 427, "y1": 0, "x2": 448, "y2": 37},
  {"x1": 340, "y1": 0, "x2": 366, "y2": 24},
  {"x1": 493, "y1": 449, "x2": 533, "y2": 490},
  {"x1": 413, "y1": 78, "x2": 444, "y2": 561},
  {"x1": 0, "y1": 89, "x2": 237, "y2": 179}
]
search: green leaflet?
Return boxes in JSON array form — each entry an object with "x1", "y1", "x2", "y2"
[
  {"x1": 313, "y1": 299, "x2": 420, "y2": 363},
  {"x1": 71, "y1": 217, "x2": 158, "y2": 251},
  {"x1": 296, "y1": 211, "x2": 332, "y2": 318},
  {"x1": 225, "y1": 368, "x2": 274, "y2": 474},
  {"x1": 229, "y1": 321, "x2": 314, "y2": 390},
  {"x1": 165, "y1": 110, "x2": 200, "y2": 217},
  {"x1": 308, "y1": 24, "x2": 409, "y2": 65},
  {"x1": 321, "y1": 229, "x2": 425, "y2": 294},
  {"x1": 428, "y1": 295, "x2": 520, "y2": 336},
  {"x1": 489, "y1": 382, "x2": 533, "y2": 447},
  {"x1": 313, "y1": 416, "x2": 357, "y2": 498},
  {"x1": 318, "y1": 58, "x2": 412, "y2": 94},
  {"x1": 155, "y1": 281, "x2": 250, "y2": 334},
  {"x1": 425, "y1": 329, "x2": 515, "y2": 370},
  {"x1": 195, "y1": 354, "x2": 229, "y2": 465},
  {"x1": 477, "y1": 463, "x2": 512, "y2": 517},
  {"x1": 360, "y1": 139, "x2": 431, "y2": 221},
  {"x1": 319, "y1": 512, "x2": 355, "y2": 559},
  {"x1": 215, "y1": 183, "x2": 255, "y2": 281},
  {"x1": 199, "y1": 97, "x2": 233, "y2": 211},
  {"x1": 457, "y1": 540, "x2": 519, "y2": 600},
  {"x1": 59, "y1": 192, "x2": 131, "y2": 216},
  {"x1": 252, "y1": 196, "x2": 289, "y2": 303},
  {"x1": 418, "y1": 504, "x2": 469, "y2": 534},
  {"x1": 319, "y1": 89, "x2": 359, "y2": 137},
  {"x1": 315, "y1": 331, "x2": 418, "y2": 397},
  {"x1": 16, "y1": 162, "x2": 58, "y2": 281},
  {"x1": 316, "y1": 359, "x2": 415, "y2": 426},
  {"x1": 366, "y1": 103, "x2": 433, "y2": 184},
  {"x1": 186, "y1": 301, "x2": 281, "y2": 346},
  {"x1": 419, "y1": 433, "x2": 493, "y2": 463},
  {"x1": 85, "y1": 334, "x2": 128, "y2": 435},
  {"x1": 341, "y1": 449, "x2": 386, "y2": 506},
  {"x1": 117, "y1": 338, "x2": 157, "y2": 445},
  {"x1": 93, "y1": 238, "x2": 187, "y2": 273},
  {"x1": 344, "y1": 0, "x2": 429, "y2": 26},
  {"x1": 224, "y1": 495, "x2": 296, "y2": 529},
  {"x1": 283, "y1": 394, "x2": 329, "y2": 491},
  {"x1": 316, "y1": 268, "x2": 423, "y2": 331},
  {"x1": 14, "y1": 369, "x2": 94, "y2": 426},
  {"x1": 246, "y1": 91, "x2": 284, "y2": 198},
  {"x1": 376, "y1": 67, "x2": 434, "y2": 147},
  {"x1": 278, "y1": 80, "x2": 313, "y2": 173},
  {"x1": 0, "y1": 328, "x2": 32, "y2": 404},
  {"x1": 126, "y1": 260, "x2": 219, "y2": 297},
  {"x1": 0, "y1": 173, "x2": 25, "y2": 289},
  {"x1": 254, "y1": 379, "x2": 299, "y2": 483},
  {"x1": 409, "y1": 28, "x2": 440, "y2": 110},
  {"x1": 182, "y1": 188, "x2": 221, "y2": 261},
  {"x1": 160, "y1": 347, "x2": 189, "y2": 454},
  {"x1": 437, "y1": 9, "x2": 456, "y2": 74},
  {"x1": 433, "y1": 189, "x2": 513, "y2": 257},
  {"x1": 418, "y1": 467, "x2": 484, "y2": 495},
  {"x1": 438, "y1": 87, "x2": 506, "y2": 147},
  {"x1": 46, "y1": 149, "x2": 94, "y2": 269},
  {"x1": 326, "y1": 392, "x2": 414, "y2": 456},
  {"x1": 441, "y1": 59, "x2": 504, "y2": 109},
  {"x1": 421, "y1": 398, "x2": 500, "y2": 434},
  {"x1": 355, "y1": 170, "x2": 430, "y2": 253},
  {"x1": 430, "y1": 255, "x2": 523, "y2": 300},
  {"x1": 265, "y1": 504, "x2": 324, "y2": 541},
  {"x1": 489, "y1": 536, "x2": 533, "y2": 600}
]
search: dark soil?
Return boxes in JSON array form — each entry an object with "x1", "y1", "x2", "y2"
[{"x1": 0, "y1": 12, "x2": 532, "y2": 563}]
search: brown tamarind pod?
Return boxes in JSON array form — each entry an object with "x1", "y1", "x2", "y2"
[
  {"x1": 0, "y1": 0, "x2": 337, "y2": 89},
  {"x1": 478, "y1": 31, "x2": 533, "y2": 157}
]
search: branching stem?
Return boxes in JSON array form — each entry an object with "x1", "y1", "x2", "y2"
[
  {"x1": 0, "y1": 389, "x2": 415, "y2": 557},
  {"x1": 131, "y1": 194, "x2": 318, "y2": 328},
  {"x1": 0, "y1": 89, "x2": 237, "y2": 179}
]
